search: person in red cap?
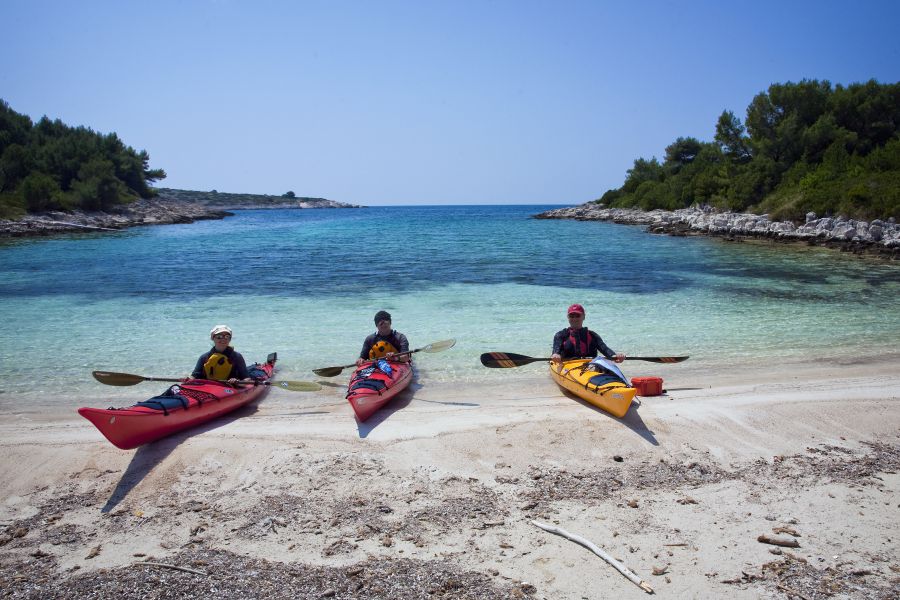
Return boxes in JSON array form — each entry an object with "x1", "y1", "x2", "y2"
[{"x1": 550, "y1": 304, "x2": 625, "y2": 364}]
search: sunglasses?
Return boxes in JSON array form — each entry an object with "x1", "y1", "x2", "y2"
[
  {"x1": 567, "y1": 313, "x2": 584, "y2": 318},
  {"x1": 213, "y1": 334, "x2": 232, "y2": 340}
]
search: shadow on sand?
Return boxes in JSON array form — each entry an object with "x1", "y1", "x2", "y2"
[
  {"x1": 414, "y1": 398, "x2": 480, "y2": 407},
  {"x1": 266, "y1": 410, "x2": 331, "y2": 417},
  {"x1": 355, "y1": 381, "x2": 423, "y2": 439},
  {"x1": 100, "y1": 402, "x2": 261, "y2": 513},
  {"x1": 560, "y1": 390, "x2": 659, "y2": 446},
  {"x1": 314, "y1": 380, "x2": 345, "y2": 389}
]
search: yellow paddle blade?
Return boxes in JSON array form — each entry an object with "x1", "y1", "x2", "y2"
[
  {"x1": 421, "y1": 338, "x2": 456, "y2": 353},
  {"x1": 276, "y1": 380, "x2": 322, "y2": 392}
]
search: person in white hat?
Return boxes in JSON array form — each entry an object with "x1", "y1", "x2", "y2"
[{"x1": 188, "y1": 325, "x2": 249, "y2": 383}]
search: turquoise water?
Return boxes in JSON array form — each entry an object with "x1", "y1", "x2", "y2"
[{"x1": 2, "y1": 205, "x2": 899, "y2": 411}]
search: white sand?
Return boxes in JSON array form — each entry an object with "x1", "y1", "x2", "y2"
[{"x1": 2, "y1": 354, "x2": 899, "y2": 598}]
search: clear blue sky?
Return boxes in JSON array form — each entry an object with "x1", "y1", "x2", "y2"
[{"x1": 3, "y1": 1, "x2": 899, "y2": 205}]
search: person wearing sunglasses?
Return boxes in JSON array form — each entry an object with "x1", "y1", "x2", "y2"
[
  {"x1": 356, "y1": 310, "x2": 410, "y2": 367},
  {"x1": 188, "y1": 324, "x2": 250, "y2": 383},
  {"x1": 550, "y1": 304, "x2": 626, "y2": 364}
]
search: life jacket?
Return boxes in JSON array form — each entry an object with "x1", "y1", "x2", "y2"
[
  {"x1": 203, "y1": 350, "x2": 234, "y2": 380},
  {"x1": 368, "y1": 337, "x2": 399, "y2": 359},
  {"x1": 562, "y1": 327, "x2": 593, "y2": 358}
]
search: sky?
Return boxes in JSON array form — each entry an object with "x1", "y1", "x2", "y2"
[{"x1": 3, "y1": 1, "x2": 900, "y2": 205}]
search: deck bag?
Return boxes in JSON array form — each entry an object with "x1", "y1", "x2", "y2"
[
  {"x1": 585, "y1": 357, "x2": 629, "y2": 386},
  {"x1": 631, "y1": 376, "x2": 663, "y2": 396},
  {"x1": 347, "y1": 379, "x2": 387, "y2": 395},
  {"x1": 247, "y1": 364, "x2": 268, "y2": 379},
  {"x1": 588, "y1": 373, "x2": 625, "y2": 387},
  {"x1": 136, "y1": 386, "x2": 190, "y2": 415}
]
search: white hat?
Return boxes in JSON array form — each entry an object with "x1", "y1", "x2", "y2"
[{"x1": 210, "y1": 324, "x2": 233, "y2": 337}]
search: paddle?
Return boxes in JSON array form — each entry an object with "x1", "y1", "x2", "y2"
[
  {"x1": 91, "y1": 371, "x2": 322, "y2": 392},
  {"x1": 312, "y1": 338, "x2": 457, "y2": 377},
  {"x1": 479, "y1": 352, "x2": 689, "y2": 368}
]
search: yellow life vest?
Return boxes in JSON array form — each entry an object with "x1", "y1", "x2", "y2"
[
  {"x1": 203, "y1": 352, "x2": 233, "y2": 380},
  {"x1": 368, "y1": 340, "x2": 398, "y2": 359}
]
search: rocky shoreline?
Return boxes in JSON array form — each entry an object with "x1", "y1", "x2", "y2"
[
  {"x1": 0, "y1": 198, "x2": 234, "y2": 238},
  {"x1": 0, "y1": 191, "x2": 366, "y2": 239},
  {"x1": 534, "y1": 203, "x2": 900, "y2": 259}
]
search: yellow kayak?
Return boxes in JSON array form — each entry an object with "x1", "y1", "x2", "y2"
[{"x1": 549, "y1": 358, "x2": 637, "y2": 417}]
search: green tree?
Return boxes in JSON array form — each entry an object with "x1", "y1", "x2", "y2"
[
  {"x1": 714, "y1": 110, "x2": 751, "y2": 162},
  {"x1": 0, "y1": 99, "x2": 167, "y2": 214},
  {"x1": 0, "y1": 143, "x2": 30, "y2": 192},
  {"x1": 663, "y1": 137, "x2": 703, "y2": 175},
  {"x1": 601, "y1": 80, "x2": 900, "y2": 220},
  {"x1": 622, "y1": 157, "x2": 663, "y2": 193},
  {"x1": 0, "y1": 100, "x2": 33, "y2": 155},
  {"x1": 71, "y1": 158, "x2": 132, "y2": 211},
  {"x1": 20, "y1": 172, "x2": 62, "y2": 212}
]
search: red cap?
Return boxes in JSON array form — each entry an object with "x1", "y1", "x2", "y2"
[{"x1": 567, "y1": 303, "x2": 585, "y2": 316}]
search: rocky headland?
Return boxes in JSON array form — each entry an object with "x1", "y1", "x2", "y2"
[
  {"x1": 0, "y1": 197, "x2": 233, "y2": 238},
  {"x1": 534, "y1": 203, "x2": 900, "y2": 259},
  {"x1": 0, "y1": 189, "x2": 360, "y2": 238},
  {"x1": 154, "y1": 188, "x2": 361, "y2": 210}
]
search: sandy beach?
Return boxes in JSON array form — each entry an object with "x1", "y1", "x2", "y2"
[{"x1": 2, "y1": 354, "x2": 899, "y2": 599}]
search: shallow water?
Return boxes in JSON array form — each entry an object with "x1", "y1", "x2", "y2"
[{"x1": 2, "y1": 205, "x2": 899, "y2": 411}]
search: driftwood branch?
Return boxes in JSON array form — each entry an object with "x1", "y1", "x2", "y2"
[
  {"x1": 139, "y1": 562, "x2": 208, "y2": 576},
  {"x1": 776, "y1": 583, "x2": 811, "y2": 600},
  {"x1": 531, "y1": 520, "x2": 653, "y2": 594},
  {"x1": 757, "y1": 534, "x2": 801, "y2": 548}
]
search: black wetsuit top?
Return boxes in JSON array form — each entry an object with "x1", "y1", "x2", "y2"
[{"x1": 552, "y1": 327, "x2": 616, "y2": 360}]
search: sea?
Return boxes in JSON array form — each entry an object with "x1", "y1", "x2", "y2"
[{"x1": 2, "y1": 204, "x2": 899, "y2": 412}]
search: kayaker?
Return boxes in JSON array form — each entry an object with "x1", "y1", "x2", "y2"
[
  {"x1": 550, "y1": 304, "x2": 626, "y2": 364},
  {"x1": 187, "y1": 324, "x2": 250, "y2": 384},
  {"x1": 356, "y1": 310, "x2": 410, "y2": 366}
]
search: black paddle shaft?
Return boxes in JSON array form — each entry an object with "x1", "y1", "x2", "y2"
[{"x1": 479, "y1": 352, "x2": 688, "y2": 368}]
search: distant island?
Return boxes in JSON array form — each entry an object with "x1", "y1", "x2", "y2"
[{"x1": 154, "y1": 188, "x2": 360, "y2": 210}]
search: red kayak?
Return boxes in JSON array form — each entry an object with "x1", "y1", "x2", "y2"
[
  {"x1": 346, "y1": 359, "x2": 413, "y2": 421},
  {"x1": 78, "y1": 353, "x2": 277, "y2": 449}
]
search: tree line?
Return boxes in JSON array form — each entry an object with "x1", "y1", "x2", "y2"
[
  {"x1": 599, "y1": 79, "x2": 900, "y2": 222},
  {"x1": 0, "y1": 99, "x2": 165, "y2": 218}
]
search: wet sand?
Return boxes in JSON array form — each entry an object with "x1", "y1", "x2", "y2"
[{"x1": 2, "y1": 355, "x2": 899, "y2": 598}]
